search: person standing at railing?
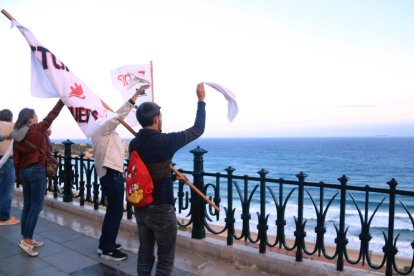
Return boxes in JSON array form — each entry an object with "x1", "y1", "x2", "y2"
[
  {"x1": 129, "y1": 83, "x2": 206, "y2": 276},
  {"x1": 92, "y1": 84, "x2": 149, "y2": 261},
  {"x1": 0, "y1": 109, "x2": 19, "y2": 226},
  {"x1": 10, "y1": 100, "x2": 65, "y2": 257}
]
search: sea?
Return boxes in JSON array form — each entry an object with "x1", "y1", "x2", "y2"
[{"x1": 62, "y1": 137, "x2": 414, "y2": 258}]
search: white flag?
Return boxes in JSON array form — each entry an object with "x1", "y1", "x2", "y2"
[
  {"x1": 110, "y1": 64, "x2": 153, "y2": 126},
  {"x1": 12, "y1": 20, "x2": 117, "y2": 138},
  {"x1": 204, "y1": 82, "x2": 239, "y2": 122}
]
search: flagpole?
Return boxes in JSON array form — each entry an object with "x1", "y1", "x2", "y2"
[
  {"x1": 100, "y1": 100, "x2": 137, "y2": 135},
  {"x1": 150, "y1": 60, "x2": 154, "y2": 101},
  {"x1": 170, "y1": 165, "x2": 220, "y2": 212},
  {"x1": 1, "y1": 9, "x2": 15, "y2": 21},
  {"x1": 100, "y1": 99, "x2": 220, "y2": 213}
]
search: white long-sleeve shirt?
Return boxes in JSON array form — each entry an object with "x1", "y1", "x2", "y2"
[{"x1": 91, "y1": 100, "x2": 134, "y2": 178}]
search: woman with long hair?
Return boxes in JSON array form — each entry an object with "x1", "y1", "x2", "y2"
[{"x1": 10, "y1": 100, "x2": 64, "y2": 257}]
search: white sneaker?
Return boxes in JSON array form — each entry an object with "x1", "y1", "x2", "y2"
[
  {"x1": 18, "y1": 240, "x2": 38, "y2": 257},
  {"x1": 32, "y1": 240, "x2": 44, "y2": 247}
]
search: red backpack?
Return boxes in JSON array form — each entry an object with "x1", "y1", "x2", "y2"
[{"x1": 126, "y1": 151, "x2": 154, "y2": 208}]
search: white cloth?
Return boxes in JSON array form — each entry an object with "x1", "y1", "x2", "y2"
[
  {"x1": 12, "y1": 20, "x2": 117, "y2": 138},
  {"x1": 110, "y1": 64, "x2": 153, "y2": 126},
  {"x1": 204, "y1": 82, "x2": 239, "y2": 122}
]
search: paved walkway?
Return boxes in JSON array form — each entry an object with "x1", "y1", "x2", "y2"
[
  {"x1": 0, "y1": 207, "x2": 192, "y2": 276},
  {"x1": 0, "y1": 190, "x2": 270, "y2": 276},
  {"x1": 0, "y1": 190, "x2": 379, "y2": 276}
]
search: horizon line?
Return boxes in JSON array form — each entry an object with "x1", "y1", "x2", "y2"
[{"x1": 51, "y1": 135, "x2": 414, "y2": 141}]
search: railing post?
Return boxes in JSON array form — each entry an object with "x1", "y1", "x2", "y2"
[
  {"x1": 360, "y1": 186, "x2": 372, "y2": 265},
  {"x1": 52, "y1": 150, "x2": 59, "y2": 198},
  {"x1": 315, "y1": 181, "x2": 326, "y2": 256},
  {"x1": 93, "y1": 169, "x2": 99, "y2": 210},
  {"x1": 384, "y1": 178, "x2": 398, "y2": 276},
  {"x1": 86, "y1": 159, "x2": 92, "y2": 202},
  {"x1": 276, "y1": 180, "x2": 286, "y2": 247},
  {"x1": 336, "y1": 175, "x2": 349, "y2": 271},
  {"x1": 79, "y1": 153, "x2": 85, "y2": 206},
  {"x1": 295, "y1": 171, "x2": 307, "y2": 261},
  {"x1": 225, "y1": 166, "x2": 235, "y2": 246},
  {"x1": 177, "y1": 169, "x2": 185, "y2": 212},
  {"x1": 190, "y1": 146, "x2": 207, "y2": 239},
  {"x1": 73, "y1": 155, "x2": 79, "y2": 191},
  {"x1": 257, "y1": 168, "x2": 269, "y2": 253},
  {"x1": 62, "y1": 139, "x2": 74, "y2": 202},
  {"x1": 126, "y1": 157, "x2": 133, "y2": 220},
  {"x1": 241, "y1": 176, "x2": 250, "y2": 242}
]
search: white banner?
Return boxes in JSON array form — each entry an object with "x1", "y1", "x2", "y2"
[
  {"x1": 111, "y1": 64, "x2": 153, "y2": 126},
  {"x1": 12, "y1": 20, "x2": 117, "y2": 137}
]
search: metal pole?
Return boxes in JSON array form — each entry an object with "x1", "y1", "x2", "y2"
[
  {"x1": 190, "y1": 146, "x2": 207, "y2": 239},
  {"x1": 62, "y1": 139, "x2": 74, "y2": 202}
]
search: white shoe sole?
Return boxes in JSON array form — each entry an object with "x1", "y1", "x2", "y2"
[
  {"x1": 99, "y1": 254, "x2": 127, "y2": 261},
  {"x1": 18, "y1": 241, "x2": 38, "y2": 257},
  {"x1": 97, "y1": 245, "x2": 121, "y2": 254},
  {"x1": 32, "y1": 240, "x2": 44, "y2": 248}
]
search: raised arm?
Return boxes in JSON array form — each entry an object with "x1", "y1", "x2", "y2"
[
  {"x1": 39, "y1": 100, "x2": 65, "y2": 130},
  {"x1": 116, "y1": 84, "x2": 151, "y2": 118},
  {"x1": 196, "y1": 82, "x2": 205, "y2": 102},
  {"x1": 96, "y1": 85, "x2": 151, "y2": 136}
]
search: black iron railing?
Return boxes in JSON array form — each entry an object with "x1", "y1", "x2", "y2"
[{"x1": 30, "y1": 139, "x2": 414, "y2": 275}]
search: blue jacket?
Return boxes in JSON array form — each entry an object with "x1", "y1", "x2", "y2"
[{"x1": 129, "y1": 101, "x2": 206, "y2": 205}]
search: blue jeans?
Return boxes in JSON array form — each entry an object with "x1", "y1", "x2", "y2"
[
  {"x1": 20, "y1": 165, "x2": 46, "y2": 239},
  {"x1": 99, "y1": 170, "x2": 125, "y2": 252},
  {"x1": 134, "y1": 204, "x2": 177, "y2": 276},
  {"x1": 0, "y1": 159, "x2": 15, "y2": 221}
]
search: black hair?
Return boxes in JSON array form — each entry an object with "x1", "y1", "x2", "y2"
[
  {"x1": 0, "y1": 109, "x2": 13, "y2": 122},
  {"x1": 14, "y1": 108, "x2": 35, "y2": 130},
  {"x1": 136, "y1": 102, "x2": 161, "y2": 127}
]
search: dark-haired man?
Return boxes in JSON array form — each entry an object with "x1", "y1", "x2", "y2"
[{"x1": 128, "y1": 83, "x2": 206, "y2": 275}]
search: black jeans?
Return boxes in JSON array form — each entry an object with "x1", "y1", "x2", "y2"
[{"x1": 134, "y1": 204, "x2": 177, "y2": 276}]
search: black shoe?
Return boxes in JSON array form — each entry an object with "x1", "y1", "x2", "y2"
[
  {"x1": 100, "y1": 249, "x2": 128, "y2": 261},
  {"x1": 97, "y1": 244, "x2": 122, "y2": 254}
]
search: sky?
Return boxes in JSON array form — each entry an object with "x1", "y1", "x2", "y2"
[{"x1": 1, "y1": 0, "x2": 414, "y2": 139}]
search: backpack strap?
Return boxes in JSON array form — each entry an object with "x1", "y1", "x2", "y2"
[{"x1": 26, "y1": 139, "x2": 47, "y2": 156}]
